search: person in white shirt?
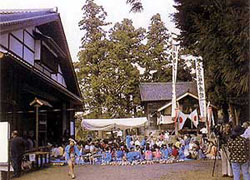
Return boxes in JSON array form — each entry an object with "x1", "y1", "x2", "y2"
[
  {"x1": 241, "y1": 122, "x2": 250, "y2": 139},
  {"x1": 117, "y1": 129, "x2": 123, "y2": 140},
  {"x1": 135, "y1": 138, "x2": 141, "y2": 146},
  {"x1": 200, "y1": 127, "x2": 208, "y2": 134}
]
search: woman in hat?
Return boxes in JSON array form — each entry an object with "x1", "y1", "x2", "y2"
[
  {"x1": 228, "y1": 125, "x2": 250, "y2": 180},
  {"x1": 65, "y1": 138, "x2": 81, "y2": 179}
]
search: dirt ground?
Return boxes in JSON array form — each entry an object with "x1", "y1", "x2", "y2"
[{"x1": 16, "y1": 160, "x2": 233, "y2": 180}]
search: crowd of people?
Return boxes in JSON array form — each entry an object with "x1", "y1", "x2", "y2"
[
  {"x1": 51, "y1": 130, "x2": 220, "y2": 167},
  {"x1": 50, "y1": 122, "x2": 250, "y2": 179},
  {"x1": 10, "y1": 121, "x2": 249, "y2": 179}
]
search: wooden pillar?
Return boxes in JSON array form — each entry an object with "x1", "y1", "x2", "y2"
[
  {"x1": 174, "y1": 108, "x2": 179, "y2": 136},
  {"x1": 62, "y1": 103, "x2": 67, "y2": 135},
  {"x1": 35, "y1": 105, "x2": 39, "y2": 148}
]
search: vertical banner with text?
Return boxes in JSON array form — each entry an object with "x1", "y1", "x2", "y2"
[
  {"x1": 171, "y1": 45, "x2": 178, "y2": 118},
  {"x1": 195, "y1": 59, "x2": 207, "y2": 121}
]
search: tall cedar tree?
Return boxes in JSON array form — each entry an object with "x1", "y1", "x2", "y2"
[
  {"x1": 76, "y1": 0, "x2": 110, "y2": 118},
  {"x1": 142, "y1": 13, "x2": 193, "y2": 82},
  {"x1": 142, "y1": 13, "x2": 170, "y2": 82},
  {"x1": 107, "y1": 19, "x2": 145, "y2": 117},
  {"x1": 173, "y1": 0, "x2": 249, "y2": 124}
]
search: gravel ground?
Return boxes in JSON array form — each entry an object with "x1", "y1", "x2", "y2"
[{"x1": 16, "y1": 160, "x2": 233, "y2": 180}]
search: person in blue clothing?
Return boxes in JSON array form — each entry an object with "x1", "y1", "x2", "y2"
[
  {"x1": 140, "y1": 136, "x2": 147, "y2": 148},
  {"x1": 116, "y1": 147, "x2": 124, "y2": 161},
  {"x1": 161, "y1": 145, "x2": 169, "y2": 159},
  {"x1": 102, "y1": 147, "x2": 112, "y2": 164},
  {"x1": 65, "y1": 138, "x2": 81, "y2": 179},
  {"x1": 167, "y1": 144, "x2": 173, "y2": 156},
  {"x1": 126, "y1": 147, "x2": 142, "y2": 163},
  {"x1": 178, "y1": 145, "x2": 186, "y2": 160},
  {"x1": 126, "y1": 133, "x2": 132, "y2": 149}
]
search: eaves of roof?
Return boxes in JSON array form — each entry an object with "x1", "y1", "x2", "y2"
[
  {"x1": 1, "y1": 50, "x2": 82, "y2": 104},
  {"x1": 0, "y1": 13, "x2": 59, "y2": 34}
]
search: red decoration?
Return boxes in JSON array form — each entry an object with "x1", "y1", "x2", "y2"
[
  {"x1": 194, "y1": 116, "x2": 197, "y2": 121},
  {"x1": 179, "y1": 117, "x2": 183, "y2": 123}
]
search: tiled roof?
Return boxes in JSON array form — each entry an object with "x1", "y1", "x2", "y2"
[
  {"x1": 139, "y1": 82, "x2": 197, "y2": 102},
  {"x1": 0, "y1": 8, "x2": 58, "y2": 33}
]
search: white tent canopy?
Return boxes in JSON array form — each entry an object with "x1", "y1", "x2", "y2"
[
  {"x1": 157, "y1": 115, "x2": 174, "y2": 125},
  {"x1": 81, "y1": 117, "x2": 148, "y2": 131}
]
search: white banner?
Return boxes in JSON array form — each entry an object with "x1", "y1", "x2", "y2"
[
  {"x1": 0, "y1": 122, "x2": 10, "y2": 163},
  {"x1": 195, "y1": 59, "x2": 206, "y2": 120},
  {"x1": 178, "y1": 111, "x2": 188, "y2": 130},
  {"x1": 188, "y1": 109, "x2": 199, "y2": 128},
  {"x1": 171, "y1": 45, "x2": 178, "y2": 117}
]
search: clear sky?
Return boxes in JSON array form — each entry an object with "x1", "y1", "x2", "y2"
[{"x1": 1, "y1": 0, "x2": 178, "y2": 61}]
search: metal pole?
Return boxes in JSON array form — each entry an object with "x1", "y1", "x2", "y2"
[{"x1": 35, "y1": 105, "x2": 39, "y2": 148}]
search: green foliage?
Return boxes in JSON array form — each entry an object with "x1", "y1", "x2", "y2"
[
  {"x1": 76, "y1": 0, "x2": 195, "y2": 119},
  {"x1": 141, "y1": 13, "x2": 171, "y2": 82},
  {"x1": 141, "y1": 13, "x2": 193, "y2": 82},
  {"x1": 173, "y1": 0, "x2": 249, "y2": 122},
  {"x1": 107, "y1": 19, "x2": 145, "y2": 117},
  {"x1": 126, "y1": 0, "x2": 143, "y2": 13},
  {"x1": 76, "y1": 0, "x2": 110, "y2": 117}
]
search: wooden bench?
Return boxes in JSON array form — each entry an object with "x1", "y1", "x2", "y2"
[{"x1": 24, "y1": 151, "x2": 50, "y2": 169}]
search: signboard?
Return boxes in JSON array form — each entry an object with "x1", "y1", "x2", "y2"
[
  {"x1": 195, "y1": 59, "x2": 207, "y2": 121},
  {"x1": 0, "y1": 122, "x2": 10, "y2": 163},
  {"x1": 70, "y1": 121, "x2": 74, "y2": 136},
  {"x1": 171, "y1": 45, "x2": 178, "y2": 118}
]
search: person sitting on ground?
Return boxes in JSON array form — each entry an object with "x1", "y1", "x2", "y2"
[
  {"x1": 116, "y1": 147, "x2": 124, "y2": 161},
  {"x1": 144, "y1": 145, "x2": 153, "y2": 164},
  {"x1": 171, "y1": 145, "x2": 179, "y2": 159},
  {"x1": 178, "y1": 145, "x2": 186, "y2": 160},
  {"x1": 135, "y1": 138, "x2": 141, "y2": 147},
  {"x1": 205, "y1": 141, "x2": 217, "y2": 159},
  {"x1": 84, "y1": 141, "x2": 90, "y2": 154},
  {"x1": 161, "y1": 145, "x2": 169, "y2": 160},
  {"x1": 102, "y1": 147, "x2": 112, "y2": 165},
  {"x1": 197, "y1": 146, "x2": 206, "y2": 160},
  {"x1": 153, "y1": 147, "x2": 162, "y2": 160},
  {"x1": 167, "y1": 144, "x2": 173, "y2": 156},
  {"x1": 126, "y1": 147, "x2": 142, "y2": 163}
]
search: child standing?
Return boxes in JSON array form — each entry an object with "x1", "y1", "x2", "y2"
[{"x1": 65, "y1": 138, "x2": 81, "y2": 179}]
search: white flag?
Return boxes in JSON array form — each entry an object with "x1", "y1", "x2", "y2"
[
  {"x1": 178, "y1": 111, "x2": 188, "y2": 130},
  {"x1": 189, "y1": 109, "x2": 199, "y2": 128}
]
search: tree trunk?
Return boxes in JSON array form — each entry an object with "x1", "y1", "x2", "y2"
[
  {"x1": 228, "y1": 104, "x2": 241, "y2": 127},
  {"x1": 234, "y1": 108, "x2": 241, "y2": 126},
  {"x1": 229, "y1": 103, "x2": 235, "y2": 127},
  {"x1": 222, "y1": 103, "x2": 229, "y2": 123}
]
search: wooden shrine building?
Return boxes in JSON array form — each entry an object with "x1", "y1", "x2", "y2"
[
  {"x1": 139, "y1": 82, "x2": 218, "y2": 133},
  {"x1": 0, "y1": 8, "x2": 82, "y2": 146}
]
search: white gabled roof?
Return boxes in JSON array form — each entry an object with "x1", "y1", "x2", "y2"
[{"x1": 157, "y1": 92, "x2": 198, "y2": 112}]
